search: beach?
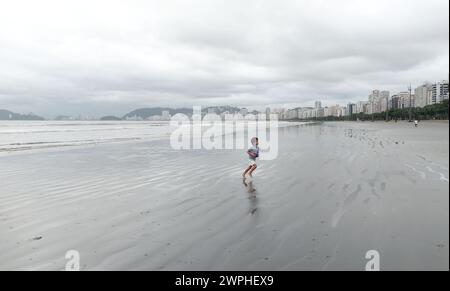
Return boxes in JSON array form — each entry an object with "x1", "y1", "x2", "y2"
[{"x1": 0, "y1": 121, "x2": 448, "y2": 271}]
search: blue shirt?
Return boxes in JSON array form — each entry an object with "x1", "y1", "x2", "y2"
[{"x1": 248, "y1": 146, "x2": 259, "y2": 161}]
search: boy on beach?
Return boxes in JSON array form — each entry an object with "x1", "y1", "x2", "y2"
[{"x1": 242, "y1": 137, "x2": 259, "y2": 179}]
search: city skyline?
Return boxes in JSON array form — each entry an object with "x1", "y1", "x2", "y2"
[
  {"x1": 283, "y1": 75, "x2": 449, "y2": 120},
  {"x1": 1, "y1": 74, "x2": 448, "y2": 120}
]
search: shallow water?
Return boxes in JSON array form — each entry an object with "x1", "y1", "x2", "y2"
[{"x1": 0, "y1": 121, "x2": 173, "y2": 153}]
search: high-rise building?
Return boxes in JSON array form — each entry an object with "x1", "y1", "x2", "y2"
[
  {"x1": 347, "y1": 103, "x2": 356, "y2": 116},
  {"x1": 379, "y1": 91, "x2": 390, "y2": 112},
  {"x1": 356, "y1": 101, "x2": 368, "y2": 114},
  {"x1": 394, "y1": 92, "x2": 414, "y2": 109},
  {"x1": 367, "y1": 90, "x2": 390, "y2": 113},
  {"x1": 325, "y1": 105, "x2": 341, "y2": 117},
  {"x1": 414, "y1": 83, "x2": 432, "y2": 108},
  {"x1": 297, "y1": 108, "x2": 310, "y2": 119},
  {"x1": 391, "y1": 95, "x2": 401, "y2": 110},
  {"x1": 315, "y1": 101, "x2": 322, "y2": 109},
  {"x1": 284, "y1": 109, "x2": 298, "y2": 119},
  {"x1": 368, "y1": 90, "x2": 380, "y2": 113},
  {"x1": 431, "y1": 80, "x2": 449, "y2": 104},
  {"x1": 316, "y1": 107, "x2": 324, "y2": 117}
]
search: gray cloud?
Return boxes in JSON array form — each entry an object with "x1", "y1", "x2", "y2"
[{"x1": 0, "y1": 0, "x2": 448, "y2": 117}]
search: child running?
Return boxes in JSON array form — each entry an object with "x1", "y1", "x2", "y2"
[{"x1": 242, "y1": 137, "x2": 259, "y2": 179}]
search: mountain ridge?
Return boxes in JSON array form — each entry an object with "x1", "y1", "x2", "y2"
[{"x1": 0, "y1": 109, "x2": 45, "y2": 120}]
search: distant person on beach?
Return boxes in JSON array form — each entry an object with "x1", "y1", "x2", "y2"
[{"x1": 242, "y1": 137, "x2": 259, "y2": 179}]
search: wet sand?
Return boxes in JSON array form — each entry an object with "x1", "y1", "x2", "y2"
[{"x1": 0, "y1": 121, "x2": 448, "y2": 270}]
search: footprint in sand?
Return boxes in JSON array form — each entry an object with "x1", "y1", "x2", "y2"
[
  {"x1": 332, "y1": 184, "x2": 362, "y2": 227},
  {"x1": 371, "y1": 189, "x2": 381, "y2": 199}
]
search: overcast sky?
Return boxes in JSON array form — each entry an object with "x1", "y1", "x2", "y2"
[{"x1": 0, "y1": 0, "x2": 448, "y2": 117}]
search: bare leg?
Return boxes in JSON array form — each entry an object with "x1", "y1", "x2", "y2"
[
  {"x1": 242, "y1": 166, "x2": 253, "y2": 178},
  {"x1": 248, "y1": 165, "x2": 257, "y2": 177}
]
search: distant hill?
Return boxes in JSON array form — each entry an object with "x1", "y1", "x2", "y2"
[
  {"x1": 123, "y1": 106, "x2": 242, "y2": 120},
  {"x1": 122, "y1": 107, "x2": 193, "y2": 120},
  {"x1": 100, "y1": 115, "x2": 122, "y2": 121},
  {"x1": 0, "y1": 109, "x2": 44, "y2": 120}
]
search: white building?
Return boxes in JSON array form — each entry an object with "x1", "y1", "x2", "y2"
[
  {"x1": 285, "y1": 109, "x2": 298, "y2": 119},
  {"x1": 367, "y1": 90, "x2": 390, "y2": 113},
  {"x1": 379, "y1": 91, "x2": 390, "y2": 112},
  {"x1": 395, "y1": 91, "x2": 414, "y2": 109},
  {"x1": 356, "y1": 101, "x2": 368, "y2": 114},
  {"x1": 431, "y1": 80, "x2": 449, "y2": 104},
  {"x1": 322, "y1": 105, "x2": 346, "y2": 117},
  {"x1": 368, "y1": 90, "x2": 380, "y2": 113},
  {"x1": 414, "y1": 83, "x2": 432, "y2": 108},
  {"x1": 298, "y1": 107, "x2": 313, "y2": 119},
  {"x1": 312, "y1": 107, "x2": 324, "y2": 118}
]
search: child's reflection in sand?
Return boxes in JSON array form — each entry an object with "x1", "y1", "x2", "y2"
[{"x1": 243, "y1": 179, "x2": 258, "y2": 215}]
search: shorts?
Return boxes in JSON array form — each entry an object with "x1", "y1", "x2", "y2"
[{"x1": 249, "y1": 160, "x2": 257, "y2": 167}]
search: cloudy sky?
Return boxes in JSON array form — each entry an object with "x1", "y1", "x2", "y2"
[{"x1": 0, "y1": 0, "x2": 448, "y2": 117}]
